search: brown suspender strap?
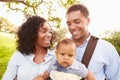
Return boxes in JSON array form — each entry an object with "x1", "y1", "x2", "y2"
[
  {"x1": 81, "y1": 35, "x2": 98, "y2": 68},
  {"x1": 81, "y1": 36, "x2": 98, "y2": 80}
]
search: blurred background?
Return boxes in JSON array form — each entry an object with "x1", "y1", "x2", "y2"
[{"x1": 0, "y1": 0, "x2": 120, "y2": 79}]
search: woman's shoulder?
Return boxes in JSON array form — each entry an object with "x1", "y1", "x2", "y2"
[
  {"x1": 10, "y1": 50, "x2": 28, "y2": 61},
  {"x1": 11, "y1": 50, "x2": 23, "y2": 57}
]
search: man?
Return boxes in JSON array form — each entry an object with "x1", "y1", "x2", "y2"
[{"x1": 66, "y1": 4, "x2": 120, "y2": 80}]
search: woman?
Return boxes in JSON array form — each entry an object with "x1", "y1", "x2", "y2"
[{"x1": 2, "y1": 16, "x2": 56, "y2": 80}]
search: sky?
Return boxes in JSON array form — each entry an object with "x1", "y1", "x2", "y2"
[
  {"x1": 0, "y1": 0, "x2": 120, "y2": 37},
  {"x1": 0, "y1": 3, "x2": 25, "y2": 26},
  {"x1": 81, "y1": 0, "x2": 120, "y2": 36}
]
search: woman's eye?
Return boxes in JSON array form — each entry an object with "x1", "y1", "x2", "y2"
[
  {"x1": 75, "y1": 20, "x2": 81, "y2": 24},
  {"x1": 39, "y1": 29, "x2": 52, "y2": 34},
  {"x1": 49, "y1": 30, "x2": 53, "y2": 34},
  {"x1": 39, "y1": 30, "x2": 45, "y2": 33}
]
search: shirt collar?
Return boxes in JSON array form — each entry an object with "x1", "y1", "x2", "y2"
[
  {"x1": 77, "y1": 34, "x2": 91, "y2": 48},
  {"x1": 25, "y1": 49, "x2": 55, "y2": 63},
  {"x1": 46, "y1": 49, "x2": 55, "y2": 56},
  {"x1": 24, "y1": 53, "x2": 34, "y2": 63},
  {"x1": 86, "y1": 34, "x2": 91, "y2": 42},
  {"x1": 69, "y1": 59, "x2": 80, "y2": 69}
]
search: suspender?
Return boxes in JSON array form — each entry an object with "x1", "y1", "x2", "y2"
[
  {"x1": 81, "y1": 36, "x2": 98, "y2": 80},
  {"x1": 81, "y1": 36, "x2": 98, "y2": 67}
]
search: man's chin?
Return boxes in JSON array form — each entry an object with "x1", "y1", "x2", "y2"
[{"x1": 72, "y1": 36, "x2": 80, "y2": 40}]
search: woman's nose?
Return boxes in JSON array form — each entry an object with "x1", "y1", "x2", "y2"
[{"x1": 46, "y1": 31, "x2": 52, "y2": 37}]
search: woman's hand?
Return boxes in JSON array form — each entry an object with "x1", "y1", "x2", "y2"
[{"x1": 33, "y1": 71, "x2": 49, "y2": 80}]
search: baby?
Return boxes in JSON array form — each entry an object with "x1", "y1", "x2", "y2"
[{"x1": 48, "y1": 38, "x2": 96, "y2": 80}]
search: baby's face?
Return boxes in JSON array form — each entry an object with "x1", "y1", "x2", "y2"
[{"x1": 56, "y1": 43, "x2": 76, "y2": 68}]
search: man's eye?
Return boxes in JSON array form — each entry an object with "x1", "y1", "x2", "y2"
[
  {"x1": 75, "y1": 20, "x2": 81, "y2": 24},
  {"x1": 67, "y1": 22, "x2": 71, "y2": 27}
]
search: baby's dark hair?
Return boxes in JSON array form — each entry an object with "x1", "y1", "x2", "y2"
[{"x1": 56, "y1": 38, "x2": 76, "y2": 50}]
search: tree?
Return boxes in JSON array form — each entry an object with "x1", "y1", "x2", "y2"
[
  {"x1": 0, "y1": 0, "x2": 80, "y2": 41},
  {"x1": 0, "y1": 17, "x2": 17, "y2": 33},
  {"x1": 58, "y1": 0, "x2": 80, "y2": 8},
  {"x1": 0, "y1": 0, "x2": 80, "y2": 27},
  {"x1": 102, "y1": 30, "x2": 120, "y2": 55}
]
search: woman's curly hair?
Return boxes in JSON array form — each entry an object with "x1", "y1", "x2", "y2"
[{"x1": 17, "y1": 16, "x2": 53, "y2": 55}]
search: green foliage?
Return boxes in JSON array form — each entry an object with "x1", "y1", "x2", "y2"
[
  {"x1": 48, "y1": 17, "x2": 61, "y2": 29},
  {"x1": 58, "y1": 0, "x2": 80, "y2": 8},
  {"x1": 50, "y1": 27, "x2": 68, "y2": 49},
  {"x1": 0, "y1": 17, "x2": 18, "y2": 33},
  {"x1": 0, "y1": 0, "x2": 81, "y2": 35},
  {"x1": 0, "y1": 32, "x2": 16, "y2": 79},
  {"x1": 5, "y1": 0, "x2": 43, "y2": 15},
  {"x1": 102, "y1": 30, "x2": 120, "y2": 55}
]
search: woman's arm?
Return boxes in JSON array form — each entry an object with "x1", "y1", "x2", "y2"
[{"x1": 2, "y1": 52, "x2": 18, "y2": 80}]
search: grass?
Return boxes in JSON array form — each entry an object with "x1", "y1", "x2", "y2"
[{"x1": 0, "y1": 32, "x2": 16, "y2": 79}]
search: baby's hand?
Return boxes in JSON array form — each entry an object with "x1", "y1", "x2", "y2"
[
  {"x1": 43, "y1": 70, "x2": 49, "y2": 79},
  {"x1": 33, "y1": 71, "x2": 49, "y2": 80}
]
